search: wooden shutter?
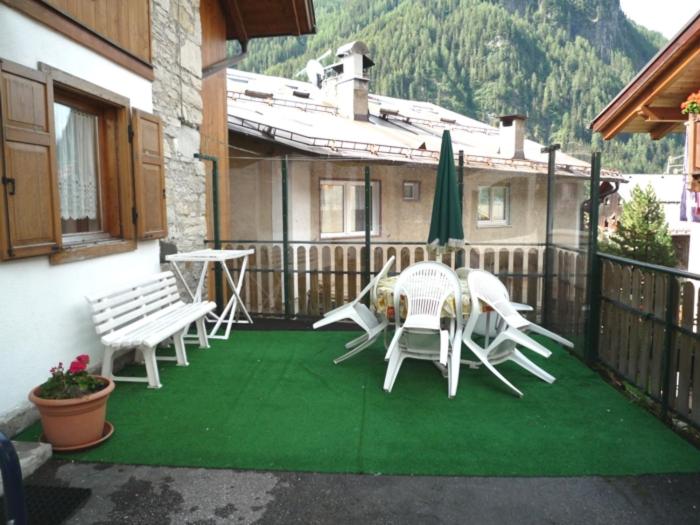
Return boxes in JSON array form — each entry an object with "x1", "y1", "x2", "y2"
[
  {"x1": 132, "y1": 109, "x2": 167, "y2": 240},
  {"x1": 0, "y1": 60, "x2": 61, "y2": 259}
]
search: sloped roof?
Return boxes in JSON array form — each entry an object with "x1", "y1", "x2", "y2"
[
  {"x1": 227, "y1": 69, "x2": 617, "y2": 179},
  {"x1": 591, "y1": 10, "x2": 700, "y2": 139}
]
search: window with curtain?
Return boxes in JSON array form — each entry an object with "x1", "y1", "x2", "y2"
[
  {"x1": 320, "y1": 180, "x2": 380, "y2": 237},
  {"x1": 477, "y1": 185, "x2": 510, "y2": 226},
  {"x1": 54, "y1": 102, "x2": 103, "y2": 238}
]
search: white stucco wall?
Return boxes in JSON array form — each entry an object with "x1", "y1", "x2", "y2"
[{"x1": 0, "y1": 5, "x2": 159, "y2": 423}]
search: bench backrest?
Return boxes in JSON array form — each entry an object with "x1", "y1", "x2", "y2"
[{"x1": 86, "y1": 271, "x2": 182, "y2": 336}]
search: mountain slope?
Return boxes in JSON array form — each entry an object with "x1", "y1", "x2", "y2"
[{"x1": 238, "y1": 0, "x2": 679, "y2": 172}]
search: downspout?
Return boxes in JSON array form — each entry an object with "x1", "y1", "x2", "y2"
[
  {"x1": 193, "y1": 153, "x2": 223, "y2": 312},
  {"x1": 202, "y1": 40, "x2": 248, "y2": 79}
]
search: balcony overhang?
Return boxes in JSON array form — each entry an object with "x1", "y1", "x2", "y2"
[
  {"x1": 219, "y1": 0, "x2": 316, "y2": 45},
  {"x1": 590, "y1": 10, "x2": 700, "y2": 140}
]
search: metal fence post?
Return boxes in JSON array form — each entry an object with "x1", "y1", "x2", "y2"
[
  {"x1": 362, "y1": 166, "x2": 372, "y2": 304},
  {"x1": 541, "y1": 144, "x2": 560, "y2": 328},
  {"x1": 584, "y1": 152, "x2": 602, "y2": 363},
  {"x1": 661, "y1": 276, "x2": 678, "y2": 418},
  {"x1": 281, "y1": 156, "x2": 292, "y2": 319}
]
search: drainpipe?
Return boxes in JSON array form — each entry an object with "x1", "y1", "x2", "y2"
[
  {"x1": 202, "y1": 40, "x2": 248, "y2": 79},
  {"x1": 194, "y1": 153, "x2": 223, "y2": 312}
]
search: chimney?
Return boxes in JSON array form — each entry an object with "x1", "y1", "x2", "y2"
[
  {"x1": 499, "y1": 114, "x2": 527, "y2": 159},
  {"x1": 335, "y1": 41, "x2": 374, "y2": 121}
]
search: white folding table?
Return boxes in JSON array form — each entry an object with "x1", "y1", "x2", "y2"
[{"x1": 166, "y1": 248, "x2": 254, "y2": 340}]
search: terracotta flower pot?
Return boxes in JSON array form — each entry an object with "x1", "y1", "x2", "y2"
[{"x1": 28, "y1": 376, "x2": 115, "y2": 450}]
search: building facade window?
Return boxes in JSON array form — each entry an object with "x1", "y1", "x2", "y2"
[
  {"x1": 403, "y1": 181, "x2": 420, "y2": 201},
  {"x1": 54, "y1": 101, "x2": 106, "y2": 243},
  {"x1": 477, "y1": 185, "x2": 509, "y2": 226},
  {"x1": 320, "y1": 180, "x2": 380, "y2": 237}
]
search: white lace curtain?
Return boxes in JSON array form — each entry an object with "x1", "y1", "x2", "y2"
[{"x1": 55, "y1": 105, "x2": 99, "y2": 221}]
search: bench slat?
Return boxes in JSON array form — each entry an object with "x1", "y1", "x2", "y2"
[
  {"x1": 86, "y1": 271, "x2": 176, "y2": 304},
  {"x1": 97, "y1": 294, "x2": 183, "y2": 335},
  {"x1": 88, "y1": 276, "x2": 178, "y2": 314},
  {"x1": 104, "y1": 302, "x2": 215, "y2": 347},
  {"x1": 92, "y1": 284, "x2": 180, "y2": 325}
]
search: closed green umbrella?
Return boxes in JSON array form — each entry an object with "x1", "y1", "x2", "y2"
[{"x1": 427, "y1": 130, "x2": 464, "y2": 254}]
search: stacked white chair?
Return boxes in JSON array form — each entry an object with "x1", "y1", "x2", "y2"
[
  {"x1": 383, "y1": 262, "x2": 463, "y2": 398},
  {"x1": 313, "y1": 256, "x2": 396, "y2": 364},
  {"x1": 462, "y1": 269, "x2": 574, "y2": 397},
  {"x1": 456, "y1": 267, "x2": 533, "y2": 338}
]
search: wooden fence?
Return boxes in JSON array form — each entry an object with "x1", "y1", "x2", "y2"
[
  {"x1": 223, "y1": 242, "x2": 547, "y2": 319},
  {"x1": 548, "y1": 247, "x2": 589, "y2": 345},
  {"x1": 599, "y1": 259, "x2": 700, "y2": 427}
]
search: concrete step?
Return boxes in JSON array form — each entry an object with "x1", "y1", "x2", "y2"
[{"x1": 0, "y1": 441, "x2": 52, "y2": 497}]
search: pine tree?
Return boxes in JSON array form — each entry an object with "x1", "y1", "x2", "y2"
[{"x1": 603, "y1": 185, "x2": 677, "y2": 267}]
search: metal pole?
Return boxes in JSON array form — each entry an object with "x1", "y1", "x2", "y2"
[
  {"x1": 194, "y1": 153, "x2": 223, "y2": 312},
  {"x1": 584, "y1": 152, "x2": 602, "y2": 363},
  {"x1": 541, "y1": 144, "x2": 560, "y2": 328},
  {"x1": 661, "y1": 276, "x2": 678, "y2": 419},
  {"x1": 281, "y1": 156, "x2": 292, "y2": 319},
  {"x1": 363, "y1": 166, "x2": 371, "y2": 302},
  {"x1": 457, "y1": 150, "x2": 465, "y2": 269}
]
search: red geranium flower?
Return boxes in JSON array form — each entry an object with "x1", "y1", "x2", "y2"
[
  {"x1": 76, "y1": 354, "x2": 90, "y2": 365},
  {"x1": 68, "y1": 360, "x2": 87, "y2": 374}
]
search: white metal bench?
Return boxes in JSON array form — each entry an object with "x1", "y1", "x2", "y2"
[{"x1": 86, "y1": 271, "x2": 216, "y2": 389}]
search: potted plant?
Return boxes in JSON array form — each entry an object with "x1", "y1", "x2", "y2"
[
  {"x1": 28, "y1": 355, "x2": 115, "y2": 451},
  {"x1": 681, "y1": 90, "x2": 700, "y2": 191}
]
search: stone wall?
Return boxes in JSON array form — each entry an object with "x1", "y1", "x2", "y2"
[{"x1": 151, "y1": 0, "x2": 207, "y2": 256}]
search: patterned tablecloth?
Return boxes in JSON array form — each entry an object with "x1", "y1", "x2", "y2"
[{"x1": 373, "y1": 276, "x2": 472, "y2": 319}]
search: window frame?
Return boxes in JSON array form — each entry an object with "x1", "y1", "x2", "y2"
[
  {"x1": 41, "y1": 65, "x2": 137, "y2": 264},
  {"x1": 477, "y1": 184, "x2": 510, "y2": 228},
  {"x1": 402, "y1": 181, "x2": 420, "y2": 201},
  {"x1": 319, "y1": 179, "x2": 381, "y2": 239}
]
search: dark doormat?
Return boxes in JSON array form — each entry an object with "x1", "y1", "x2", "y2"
[{"x1": 1, "y1": 485, "x2": 91, "y2": 525}]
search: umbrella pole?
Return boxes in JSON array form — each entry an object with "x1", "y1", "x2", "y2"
[{"x1": 457, "y1": 150, "x2": 465, "y2": 268}]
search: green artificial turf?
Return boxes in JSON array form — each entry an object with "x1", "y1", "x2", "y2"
[{"x1": 17, "y1": 330, "x2": 700, "y2": 476}]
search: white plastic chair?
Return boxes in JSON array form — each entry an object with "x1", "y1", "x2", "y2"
[
  {"x1": 383, "y1": 262, "x2": 463, "y2": 398},
  {"x1": 462, "y1": 269, "x2": 573, "y2": 397},
  {"x1": 313, "y1": 256, "x2": 396, "y2": 364},
  {"x1": 457, "y1": 267, "x2": 532, "y2": 338}
]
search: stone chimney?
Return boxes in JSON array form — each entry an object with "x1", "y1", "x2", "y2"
[
  {"x1": 499, "y1": 115, "x2": 527, "y2": 159},
  {"x1": 335, "y1": 41, "x2": 374, "y2": 121}
]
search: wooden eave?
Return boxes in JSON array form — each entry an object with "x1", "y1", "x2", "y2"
[
  {"x1": 219, "y1": 0, "x2": 316, "y2": 44},
  {"x1": 590, "y1": 10, "x2": 700, "y2": 140}
]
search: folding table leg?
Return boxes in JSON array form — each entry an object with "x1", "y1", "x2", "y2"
[{"x1": 208, "y1": 258, "x2": 253, "y2": 339}]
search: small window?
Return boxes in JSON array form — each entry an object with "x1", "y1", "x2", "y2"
[
  {"x1": 320, "y1": 180, "x2": 380, "y2": 237},
  {"x1": 52, "y1": 90, "x2": 124, "y2": 246},
  {"x1": 403, "y1": 181, "x2": 420, "y2": 201},
  {"x1": 477, "y1": 185, "x2": 509, "y2": 226},
  {"x1": 54, "y1": 101, "x2": 108, "y2": 243}
]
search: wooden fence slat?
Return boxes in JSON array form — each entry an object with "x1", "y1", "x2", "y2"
[
  {"x1": 637, "y1": 269, "x2": 653, "y2": 389},
  {"x1": 272, "y1": 246, "x2": 283, "y2": 313},
  {"x1": 526, "y1": 249, "x2": 538, "y2": 321},
  {"x1": 512, "y1": 249, "x2": 524, "y2": 304},
  {"x1": 673, "y1": 281, "x2": 695, "y2": 416},
  {"x1": 619, "y1": 266, "x2": 633, "y2": 377},
  {"x1": 334, "y1": 246, "x2": 345, "y2": 307},
  {"x1": 347, "y1": 247, "x2": 357, "y2": 302},
  {"x1": 627, "y1": 269, "x2": 642, "y2": 383},
  {"x1": 309, "y1": 246, "x2": 319, "y2": 316},
  {"x1": 321, "y1": 246, "x2": 332, "y2": 313},
  {"x1": 649, "y1": 273, "x2": 667, "y2": 398},
  {"x1": 297, "y1": 246, "x2": 307, "y2": 315}
]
